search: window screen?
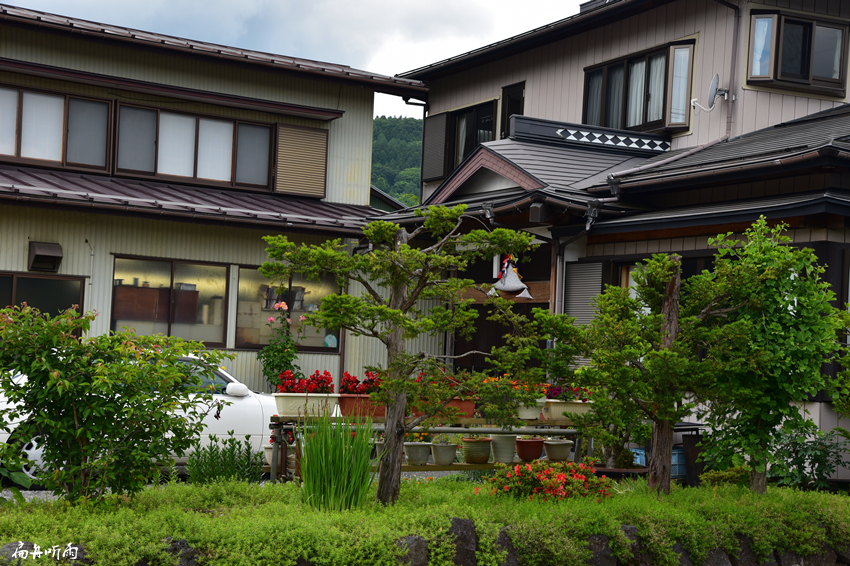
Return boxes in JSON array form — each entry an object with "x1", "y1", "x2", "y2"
[
  {"x1": 118, "y1": 107, "x2": 157, "y2": 172},
  {"x1": 67, "y1": 99, "x2": 108, "y2": 167},
  {"x1": 197, "y1": 118, "x2": 233, "y2": 181},
  {"x1": 20, "y1": 92, "x2": 64, "y2": 161},
  {"x1": 158, "y1": 112, "x2": 196, "y2": 177},
  {"x1": 235, "y1": 123, "x2": 270, "y2": 185}
]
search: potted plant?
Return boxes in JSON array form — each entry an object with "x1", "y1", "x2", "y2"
[
  {"x1": 338, "y1": 371, "x2": 385, "y2": 417},
  {"x1": 543, "y1": 438, "x2": 574, "y2": 462},
  {"x1": 408, "y1": 371, "x2": 476, "y2": 420},
  {"x1": 479, "y1": 375, "x2": 548, "y2": 422},
  {"x1": 403, "y1": 430, "x2": 432, "y2": 466},
  {"x1": 430, "y1": 433, "x2": 458, "y2": 466},
  {"x1": 460, "y1": 435, "x2": 492, "y2": 464},
  {"x1": 257, "y1": 301, "x2": 305, "y2": 392},
  {"x1": 515, "y1": 435, "x2": 545, "y2": 462},
  {"x1": 542, "y1": 383, "x2": 593, "y2": 421},
  {"x1": 272, "y1": 369, "x2": 339, "y2": 416},
  {"x1": 490, "y1": 433, "x2": 517, "y2": 463}
]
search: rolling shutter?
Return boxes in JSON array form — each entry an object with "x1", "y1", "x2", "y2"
[
  {"x1": 421, "y1": 113, "x2": 448, "y2": 182},
  {"x1": 276, "y1": 125, "x2": 327, "y2": 197},
  {"x1": 564, "y1": 262, "x2": 602, "y2": 324}
]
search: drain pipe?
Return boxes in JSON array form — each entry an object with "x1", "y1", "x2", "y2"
[{"x1": 85, "y1": 239, "x2": 94, "y2": 312}]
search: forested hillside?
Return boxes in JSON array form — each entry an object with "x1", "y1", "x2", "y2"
[{"x1": 372, "y1": 116, "x2": 422, "y2": 207}]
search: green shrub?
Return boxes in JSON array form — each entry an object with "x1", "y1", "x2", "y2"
[
  {"x1": 700, "y1": 466, "x2": 751, "y2": 487},
  {"x1": 186, "y1": 432, "x2": 263, "y2": 484},
  {"x1": 768, "y1": 422, "x2": 849, "y2": 490},
  {"x1": 487, "y1": 458, "x2": 613, "y2": 501},
  {"x1": 298, "y1": 410, "x2": 376, "y2": 511}
]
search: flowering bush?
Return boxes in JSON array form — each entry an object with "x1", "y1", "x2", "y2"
[
  {"x1": 545, "y1": 384, "x2": 591, "y2": 402},
  {"x1": 485, "y1": 458, "x2": 613, "y2": 501},
  {"x1": 339, "y1": 371, "x2": 382, "y2": 394},
  {"x1": 276, "y1": 369, "x2": 335, "y2": 394},
  {"x1": 257, "y1": 301, "x2": 305, "y2": 391}
]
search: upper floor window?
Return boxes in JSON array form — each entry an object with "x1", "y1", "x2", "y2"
[
  {"x1": 583, "y1": 43, "x2": 694, "y2": 132},
  {"x1": 421, "y1": 100, "x2": 496, "y2": 183},
  {"x1": 0, "y1": 87, "x2": 110, "y2": 169},
  {"x1": 500, "y1": 82, "x2": 525, "y2": 139},
  {"x1": 452, "y1": 101, "x2": 495, "y2": 168},
  {"x1": 748, "y1": 12, "x2": 847, "y2": 96},
  {"x1": 116, "y1": 105, "x2": 271, "y2": 187}
]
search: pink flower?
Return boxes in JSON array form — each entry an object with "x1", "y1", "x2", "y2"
[
  {"x1": 300, "y1": 315, "x2": 306, "y2": 322},
  {"x1": 273, "y1": 302, "x2": 280, "y2": 310},
  {"x1": 278, "y1": 302, "x2": 288, "y2": 311},
  {"x1": 267, "y1": 316, "x2": 275, "y2": 323},
  {"x1": 287, "y1": 318, "x2": 292, "y2": 324}
]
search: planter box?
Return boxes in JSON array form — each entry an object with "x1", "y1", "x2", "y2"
[
  {"x1": 338, "y1": 394, "x2": 385, "y2": 417},
  {"x1": 273, "y1": 392, "x2": 339, "y2": 417},
  {"x1": 517, "y1": 398, "x2": 547, "y2": 420},
  {"x1": 542, "y1": 399, "x2": 592, "y2": 421},
  {"x1": 411, "y1": 398, "x2": 475, "y2": 419}
]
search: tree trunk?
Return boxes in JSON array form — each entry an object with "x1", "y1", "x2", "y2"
[
  {"x1": 375, "y1": 388, "x2": 406, "y2": 505},
  {"x1": 648, "y1": 419, "x2": 674, "y2": 494},
  {"x1": 749, "y1": 468, "x2": 767, "y2": 494},
  {"x1": 661, "y1": 255, "x2": 682, "y2": 350}
]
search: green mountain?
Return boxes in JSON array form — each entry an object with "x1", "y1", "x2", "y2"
[{"x1": 372, "y1": 116, "x2": 422, "y2": 206}]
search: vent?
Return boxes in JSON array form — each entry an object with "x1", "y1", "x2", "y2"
[
  {"x1": 422, "y1": 113, "x2": 449, "y2": 182},
  {"x1": 276, "y1": 125, "x2": 328, "y2": 198},
  {"x1": 28, "y1": 241, "x2": 63, "y2": 273}
]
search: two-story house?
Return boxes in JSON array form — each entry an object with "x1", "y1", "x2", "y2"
[
  {"x1": 0, "y1": 4, "x2": 431, "y2": 391},
  {"x1": 392, "y1": 0, "x2": 850, "y2": 441}
]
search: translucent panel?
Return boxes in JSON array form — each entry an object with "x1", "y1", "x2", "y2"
[
  {"x1": 647, "y1": 53, "x2": 666, "y2": 122},
  {"x1": 16, "y1": 277, "x2": 81, "y2": 316},
  {"x1": 814, "y1": 26, "x2": 842, "y2": 80},
  {"x1": 604, "y1": 65, "x2": 624, "y2": 129},
  {"x1": 117, "y1": 107, "x2": 157, "y2": 172},
  {"x1": 290, "y1": 272, "x2": 339, "y2": 349},
  {"x1": 626, "y1": 59, "x2": 646, "y2": 127},
  {"x1": 158, "y1": 112, "x2": 196, "y2": 177},
  {"x1": 751, "y1": 17, "x2": 774, "y2": 76},
  {"x1": 781, "y1": 21, "x2": 811, "y2": 79},
  {"x1": 669, "y1": 47, "x2": 690, "y2": 124},
  {"x1": 0, "y1": 88, "x2": 17, "y2": 156},
  {"x1": 171, "y1": 263, "x2": 227, "y2": 345},
  {"x1": 197, "y1": 118, "x2": 233, "y2": 181},
  {"x1": 235, "y1": 267, "x2": 280, "y2": 346},
  {"x1": 20, "y1": 92, "x2": 64, "y2": 161},
  {"x1": 0, "y1": 275, "x2": 11, "y2": 308},
  {"x1": 584, "y1": 69, "x2": 603, "y2": 126},
  {"x1": 66, "y1": 99, "x2": 108, "y2": 167},
  {"x1": 235, "y1": 124, "x2": 270, "y2": 185},
  {"x1": 112, "y1": 258, "x2": 172, "y2": 335}
]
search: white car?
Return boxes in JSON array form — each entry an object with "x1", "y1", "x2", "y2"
[{"x1": 0, "y1": 360, "x2": 279, "y2": 483}]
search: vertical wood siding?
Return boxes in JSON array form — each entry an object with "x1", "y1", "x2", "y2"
[{"x1": 425, "y1": 0, "x2": 848, "y2": 154}]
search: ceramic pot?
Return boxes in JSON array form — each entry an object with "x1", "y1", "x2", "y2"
[
  {"x1": 338, "y1": 394, "x2": 385, "y2": 417},
  {"x1": 517, "y1": 398, "x2": 547, "y2": 420},
  {"x1": 542, "y1": 399, "x2": 592, "y2": 421},
  {"x1": 543, "y1": 440, "x2": 574, "y2": 462},
  {"x1": 515, "y1": 438, "x2": 545, "y2": 462},
  {"x1": 403, "y1": 442, "x2": 432, "y2": 466},
  {"x1": 490, "y1": 434, "x2": 517, "y2": 463},
  {"x1": 431, "y1": 444, "x2": 458, "y2": 466},
  {"x1": 273, "y1": 392, "x2": 340, "y2": 417},
  {"x1": 461, "y1": 437, "x2": 492, "y2": 464}
]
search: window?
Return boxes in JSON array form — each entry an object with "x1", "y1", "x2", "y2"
[
  {"x1": 421, "y1": 100, "x2": 496, "y2": 182},
  {"x1": 111, "y1": 257, "x2": 228, "y2": 347},
  {"x1": 500, "y1": 82, "x2": 525, "y2": 139},
  {"x1": 0, "y1": 273, "x2": 84, "y2": 315},
  {"x1": 0, "y1": 87, "x2": 110, "y2": 169},
  {"x1": 116, "y1": 104, "x2": 272, "y2": 187},
  {"x1": 235, "y1": 267, "x2": 339, "y2": 351},
  {"x1": 748, "y1": 12, "x2": 847, "y2": 95},
  {"x1": 583, "y1": 43, "x2": 694, "y2": 132},
  {"x1": 452, "y1": 101, "x2": 495, "y2": 167}
]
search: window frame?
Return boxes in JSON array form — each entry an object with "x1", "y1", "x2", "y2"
[
  {"x1": 234, "y1": 264, "x2": 340, "y2": 353},
  {"x1": 115, "y1": 102, "x2": 274, "y2": 191},
  {"x1": 582, "y1": 41, "x2": 694, "y2": 133},
  {"x1": 0, "y1": 271, "x2": 86, "y2": 312},
  {"x1": 500, "y1": 82, "x2": 525, "y2": 139},
  {"x1": 110, "y1": 254, "x2": 230, "y2": 349},
  {"x1": 449, "y1": 100, "x2": 497, "y2": 169},
  {"x1": 747, "y1": 10, "x2": 848, "y2": 96},
  {"x1": 0, "y1": 83, "x2": 113, "y2": 173}
]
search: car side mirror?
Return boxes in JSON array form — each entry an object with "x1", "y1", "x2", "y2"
[{"x1": 225, "y1": 383, "x2": 250, "y2": 397}]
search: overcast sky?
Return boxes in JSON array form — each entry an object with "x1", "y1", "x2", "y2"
[{"x1": 12, "y1": 0, "x2": 585, "y2": 118}]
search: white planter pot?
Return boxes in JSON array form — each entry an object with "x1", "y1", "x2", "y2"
[
  {"x1": 490, "y1": 434, "x2": 517, "y2": 463},
  {"x1": 403, "y1": 442, "x2": 432, "y2": 466},
  {"x1": 517, "y1": 398, "x2": 547, "y2": 420},
  {"x1": 273, "y1": 392, "x2": 340, "y2": 417},
  {"x1": 543, "y1": 440, "x2": 574, "y2": 462},
  {"x1": 431, "y1": 444, "x2": 458, "y2": 466},
  {"x1": 542, "y1": 400, "x2": 592, "y2": 421}
]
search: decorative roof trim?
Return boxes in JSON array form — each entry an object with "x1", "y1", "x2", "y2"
[{"x1": 554, "y1": 127, "x2": 671, "y2": 152}]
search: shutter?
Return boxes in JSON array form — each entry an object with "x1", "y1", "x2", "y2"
[
  {"x1": 421, "y1": 113, "x2": 448, "y2": 182},
  {"x1": 276, "y1": 125, "x2": 327, "y2": 197},
  {"x1": 564, "y1": 262, "x2": 602, "y2": 324}
]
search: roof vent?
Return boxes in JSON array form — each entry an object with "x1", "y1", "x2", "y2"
[{"x1": 28, "y1": 242, "x2": 63, "y2": 273}]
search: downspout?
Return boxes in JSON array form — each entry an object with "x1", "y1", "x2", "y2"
[
  {"x1": 605, "y1": 0, "x2": 740, "y2": 194},
  {"x1": 85, "y1": 239, "x2": 94, "y2": 313}
]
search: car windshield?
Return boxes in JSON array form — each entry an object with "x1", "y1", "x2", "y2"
[{"x1": 178, "y1": 359, "x2": 231, "y2": 394}]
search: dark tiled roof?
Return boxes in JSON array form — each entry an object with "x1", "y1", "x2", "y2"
[
  {"x1": 0, "y1": 4, "x2": 427, "y2": 99},
  {"x1": 0, "y1": 165, "x2": 372, "y2": 233}
]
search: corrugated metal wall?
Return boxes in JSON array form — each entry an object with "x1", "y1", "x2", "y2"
[{"x1": 0, "y1": 28, "x2": 374, "y2": 206}]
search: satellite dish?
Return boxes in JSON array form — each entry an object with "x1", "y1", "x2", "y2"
[{"x1": 691, "y1": 73, "x2": 729, "y2": 112}]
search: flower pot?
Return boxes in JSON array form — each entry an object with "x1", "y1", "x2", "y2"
[
  {"x1": 543, "y1": 440, "x2": 574, "y2": 462},
  {"x1": 542, "y1": 399, "x2": 592, "y2": 421},
  {"x1": 517, "y1": 398, "x2": 547, "y2": 420},
  {"x1": 411, "y1": 397, "x2": 475, "y2": 419},
  {"x1": 273, "y1": 392, "x2": 340, "y2": 417},
  {"x1": 431, "y1": 444, "x2": 458, "y2": 466},
  {"x1": 461, "y1": 437, "x2": 492, "y2": 464},
  {"x1": 490, "y1": 434, "x2": 517, "y2": 463},
  {"x1": 338, "y1": 394, "x2": 385, "y2": 417},
  {"x1": 515, "y1": 438, "x2": 545, "y2": 462},
  {"x1": 403, "y1": 442, "x2": 432, "y2": 466}
]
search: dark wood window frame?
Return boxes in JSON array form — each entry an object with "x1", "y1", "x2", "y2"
[
  {"x1": 115, "y1": 103, "x2": 274, "y2": 191},
  {"x1": 0, "y1": 271, "x2": 86, "y2": 311},
  {"x1": 500, "y1": 82, "x2": 525, "y2": 139},
  {"x1": 582, "y1": 41, "x2": 695, "y2": 133},
  {"x1": 449, "y1": 99, "x2": 497, "y2": 169},
  {"x1": 0, "y1": 83, "x2": 113, "y2": 174},
  {"x1": 110, "y1": 254, "x2": 230, "y2": 349},
  {"x1": 747, "y1": 10, "x2": 848, "y2": 97},
  {"x1": 234, "y1": 265, "x2": 340, "y2": 353}
]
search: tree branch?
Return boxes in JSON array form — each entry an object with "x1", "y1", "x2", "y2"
[
  {"x1": 421, "y1": 216, "x2": 465, "y2": 255},
  {"x1": 417, "y1": 350, "x2": 491, "y2": 360},
  {"x1": 352, "y1": 274, "x2": 386, "y2": 306}
]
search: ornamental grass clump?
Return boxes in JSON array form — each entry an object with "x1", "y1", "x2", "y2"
[
  {"x1": 298, "y1": 410, "x2": 376, "y2": 511},
  {"x1": 186, "y1": 432, "x2": 264, "y2": 484},
  {"x1": 486, "y1": 458, "x2": 613, "y2": 501}
]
